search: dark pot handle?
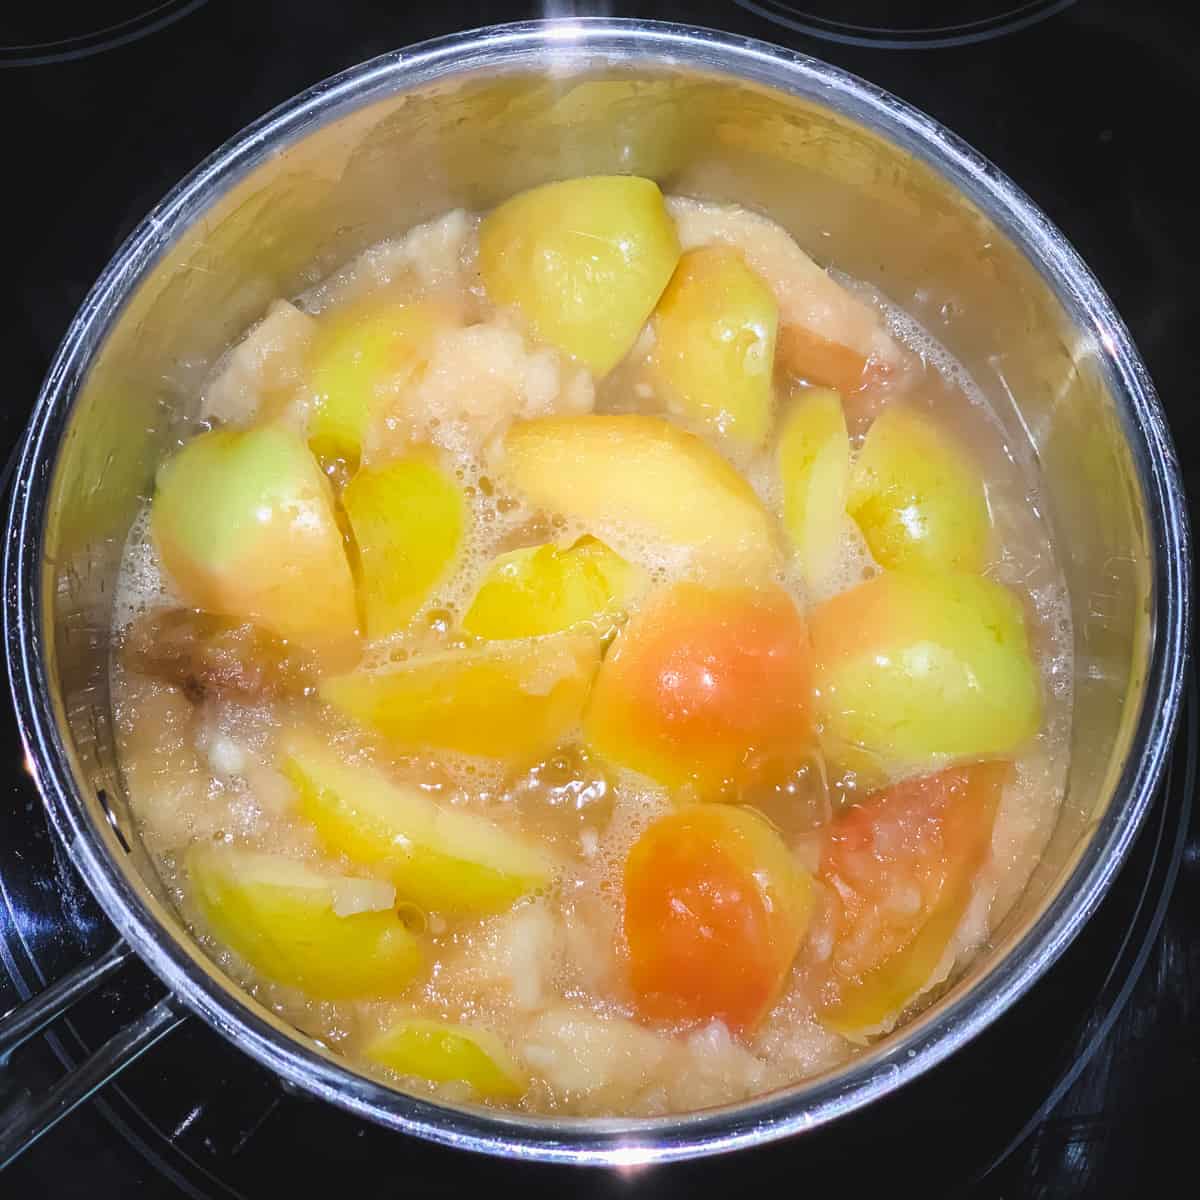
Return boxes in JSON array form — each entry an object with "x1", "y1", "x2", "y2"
[{"x1": 0, "y1": 942, "x2": 186, "y2": 1168}]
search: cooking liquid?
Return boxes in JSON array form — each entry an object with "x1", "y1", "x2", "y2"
[{"x1": 111, "y1": 200, "x2": 1072, "y2": 1116}]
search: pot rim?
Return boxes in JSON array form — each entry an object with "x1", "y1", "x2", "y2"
[{"x1": 5, "y1": 17, "x2": 1191, "y2": 1166}]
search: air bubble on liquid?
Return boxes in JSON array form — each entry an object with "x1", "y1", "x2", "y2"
[
  {"x1": 744, "y1": 451, "x2": 782, "y2": 517},
  {"x1": 112, "y1": 503, "x2": 176, "y2": 631},
  {"x1": 435, "y1": 750, "x2": 507, "y2": 797},
  {"x1": 867, "y1": 288, "x2": 984, "y2": 406}
]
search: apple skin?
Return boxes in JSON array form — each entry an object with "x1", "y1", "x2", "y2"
[
  {"x1": 151, "y1": 426, "x2": 358, "y2": 661},
  {"x1": 319, "y1": 631, "x2": 602, "y2": 765},
  {"x1": 480, "y1": 175, "x2": 681, "y2": 375},
  {"x1": 623, "y1": 803, "x2": 813, "y2": 1034},
  {"x1": 808, "y1": 761, "x2": 1010, "y2": 1038},
  {"x1": 501, "y1": 414, "x2": 778, "y2": 577},
  {"x1": 584, "y1": 582, "x2": 813, "y2": 796},
  {"x1": 651, "y1": 245, "x2": 779, "y2": 446},
  {"x1": 186, "y1": 844, "x2": 422, "y2": 1000},
  {"x1": 342, "y1": 454, "x2": 466, "y2": 641},
  {"x1": 462, "y1": 536, "x2": 646, "y2": 641},
  {"x1": 283, "y1": 734, "x2": 557, "y2": 915},
  {"x1": 848, "y1": 405, "x2": 991, "y2": 573},
  {"x1": 777, "y1": 387, "x2": 851, "y2": 589},
  {"x1": 808, "y1": 570, "x2": 1042, "y2": 773},
  {"x1": 307, "y1": 298, "x2": 450, "y2": 465},
  {"x1": 364, "y1": 1018, "x2": 527, "y2": 1101}
]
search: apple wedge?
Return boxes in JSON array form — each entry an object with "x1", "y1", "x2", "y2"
[
  {"x1": 500, "y1": 414, "x2": 777, "y2": 577},
  {"x1": 480, "y1": 175, "x2": 680, "y2": 375},
  {"x1": 307, "y1": 297, "x2": 451, "y2": 465},
  {"x1": 462, "y1": 536, "x2": 647, "y2": 640},
  {"x1": 319, "y1": 632, "x2": 601, "y2": 763},
  {"x1": 186, "y1": 844, "x2": 421, "y2": 1000},
  {"x1": 809, "y1": 571, "x2": 1041, "y2": 772},
  {"x1": 151, "y1": 427, "x2": 358, "y2": 661},
  {"x1": 342, "y1": 454, "x2": 466, "y2": 640},
  {"x1": 651, "y1": 245, "x2": 779, "y2": 446},
  {"x1": 667, "y1": 197, "x2": 899, "y2": 394},
  {"x1": 283, "y1": 735, "x2": 557, "y2": 914},
  {"x1": 848, "y1": 404, "x2": 991, "y2": 573},
  {"x1": 585, "y1": 582, "x2": 812, "y2": 795},
  {"x1": 777, "y1": 387, "x2": 852, "y2": 590},
  {"x1": 811, "y1": 762, "x2": 1009, "y2": 1038},
  {"x1": 624, "y1": 803, "x2": 812, "y2": 1034},
  {"x1": 364, "y1": 1018, "x2": 527, "y2": 1100}
]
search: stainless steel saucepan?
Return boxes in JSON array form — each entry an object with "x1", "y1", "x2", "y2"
[{"x1": 1, "y1": 17, "x2": 1189, "y2": 1169}]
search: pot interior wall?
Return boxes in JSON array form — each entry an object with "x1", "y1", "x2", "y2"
[{"x1": 38, "y1": 58, "x2": 1152, "y2": 1090}]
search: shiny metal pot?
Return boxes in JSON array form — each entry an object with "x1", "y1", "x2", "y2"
[{"x1": 2, "y1": 17, "x2": 1190, "y2": 1169}]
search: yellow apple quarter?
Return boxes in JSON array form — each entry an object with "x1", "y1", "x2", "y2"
[
  {"x1": 283, "y1": 735, "x2": 557, "y2": 914},
  {"x1": 479, "y1": 175, "x2": 680, "y2": 375},
  {"x1": 185, "y1": 844, "x2": 421, "y2": 1000},
  {"x1": 365, "y1": 1018, "x2": 527, "y2": 1100},
  {"x1": 151, "y1": 427, "x2": 358, "y2": 661},
  {"x1": 777, "y1": 388, "x2": 852, "y2": 588},
  {"x1": 651, "y1": 246, "x2": 779, "y2": 446},
  {"x1": 808, "y1": 570, "x2": 1041, "y2": 772},
  {"x1": 342, "y1": 454, "x2": 466, "y2": 640},
  {"x1": 307, "y1": 298, "x2": 450, "y2": 464},
  {"x1": 461, "y1": 536, "x2": 647, "y2": 640},
  {"x1": 501, "y1": 415, "x2": 777, "y2": 577},
  {"x1": 848, "y1": 405, "x2": 991, "y2": 573},
  {"x1": 319, "y1": 632, "x2": 601, "y2": 763},
  {"x1": 667, "y1": 197, "x2": 901, "y2": 394}
]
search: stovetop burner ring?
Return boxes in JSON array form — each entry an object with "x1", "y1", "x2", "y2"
[
  {"x1": 0, "y1": 1, "x2": 208, "y2": 68},
  {"x1": 733, "y1": 0, "x2": 1077, "y2": 49}
]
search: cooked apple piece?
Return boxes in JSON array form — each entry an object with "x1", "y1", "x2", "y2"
[
  {"x1": 650, "y1": 246, "x2": 779, "y2": 446},
  {"x1": 185, "y1": 845, "x2": 421, "y2": 1000},
  {"x1": 667, "y1": 197, "x2": 900, "y2": 393},
  {"x1": 342, "y1": 454, "x2": 466, "y2": 640},
  {"x1": 202, "y1": 299, "x2": 318, "y2": 427},
  {"x1": 777, "y1": 388, "x2": 852, "y2": 589},
  {"x1": 848, "y1": 405, "x2": 991, "y2": 573},
  {"x1": 365, "y1": 1018, "x2": 527, "y2": 1100},
  {"x1": 585, "y1": 583, "x2": 812, "y2": 795},
  {"x1": 624, "y1": 803, "x2": 813, "y2": 1034},
  {"x1": 461, "y1": 536, "x2": 647, "y2": 640},
  {"x1": 501, "y1": 415, "x2": 777, "y2": 576},
  {"x1": 283, "y1": 735, "x2": 556, "y2": 914},
  {"x1": 479, "y1": 175, "x2": 680, "y2": 375},
  {"x1": 320, "y1": 632, "x2": 601, "y2": 763},
  {"x1": 809, "y1": 571, "x2": 1041, "y2": 771},
  {"x1": 307, "y1": 298, "x2": 450, "y2": 464},
  {"x1": 809, "y1": 762, "x2": 1008, "y2": 1037},
  {"x1": 151, "y1": 427, "x2": 358, "y2": 661}
]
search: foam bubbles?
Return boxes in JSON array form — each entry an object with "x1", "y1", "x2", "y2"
[{"x1": 112, "y1": 503, "x2": 174, "y2": 631}]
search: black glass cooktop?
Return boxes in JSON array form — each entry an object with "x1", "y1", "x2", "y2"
[{"x1": 1, "y1": 2, "x2": 1196, "y2": 1196}]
